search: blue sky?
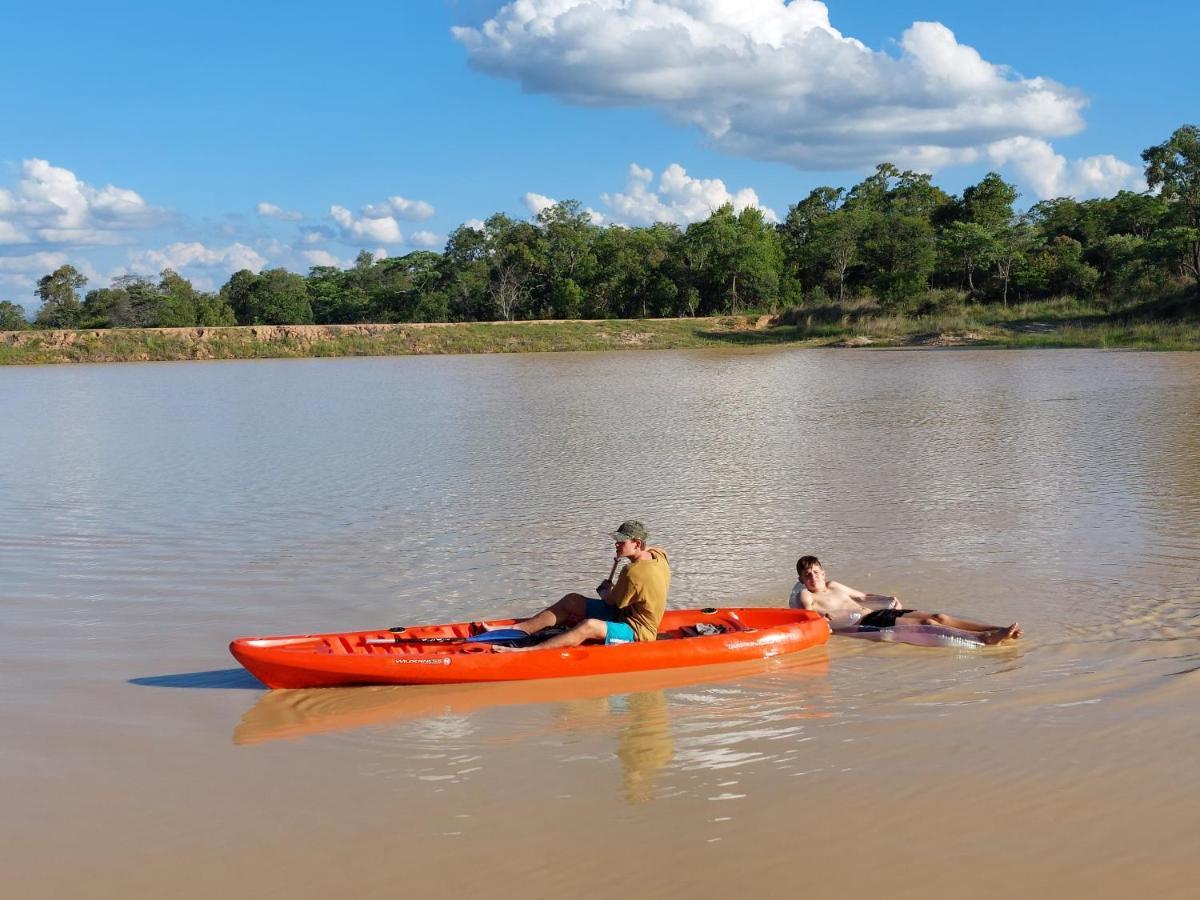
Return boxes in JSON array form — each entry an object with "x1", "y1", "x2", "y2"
[{"x1": 2, "y1": 0, "x2": 1196, "y2": 312}]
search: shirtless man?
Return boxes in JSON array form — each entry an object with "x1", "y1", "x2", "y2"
[{"x1": 789, "y1": 555, "x2": 1022, "y2": 646}]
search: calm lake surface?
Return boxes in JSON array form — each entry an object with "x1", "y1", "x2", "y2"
[{"x1": 3, "y1": 348, "x2": 1198, "y2": 898}]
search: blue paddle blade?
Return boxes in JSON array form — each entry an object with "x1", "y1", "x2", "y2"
[{"x1": 466, "y1": 628, "x2": 528, "y2": 643}]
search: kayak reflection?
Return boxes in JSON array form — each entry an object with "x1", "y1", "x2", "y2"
[{"x1": 233, "y1": 651, "x2": 830, "y2": 745}]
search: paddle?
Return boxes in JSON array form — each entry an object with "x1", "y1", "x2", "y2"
[{"x1": 597, "y1": 555, "x2": 621, "y2": 596}]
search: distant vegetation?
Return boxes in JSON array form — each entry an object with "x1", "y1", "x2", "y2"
[{"x1": 5, "y1": 125, "x2": 1197, "y2": 334}]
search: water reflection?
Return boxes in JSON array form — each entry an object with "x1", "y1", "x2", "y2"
[
  {"x1": 234, "y1": 658, "x2": 808, "y2": 745},
  {"x1": 613, "y1": 692, "x2": 673, "y2": 803},
  {"x1": 235, "y1": 652, "x2": 831, "y2": 803}
]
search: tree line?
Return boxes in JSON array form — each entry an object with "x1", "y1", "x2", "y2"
[{"x1": 4, "y1": 124, "x2": 1196, "y2": 333}]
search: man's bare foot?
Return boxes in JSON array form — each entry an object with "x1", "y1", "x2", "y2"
[
  {"x1": 490, "y1": 644, "x2": 532, "y2": 653},
  {"x1": 981, "y1": 623, "x2": 1022, "y2": 645}
]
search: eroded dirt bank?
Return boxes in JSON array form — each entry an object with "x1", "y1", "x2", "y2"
[{"x1": 0, "y1": 317, "x2": 780, "y2": 364}]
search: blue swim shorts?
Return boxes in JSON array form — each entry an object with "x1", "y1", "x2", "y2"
[{"x1": 585, "y1": 598, "x2": 636, "y2": 645}]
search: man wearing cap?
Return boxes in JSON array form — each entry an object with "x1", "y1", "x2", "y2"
[{"x1": 488, "y1": 519, "x2": 671, "y2": 651}]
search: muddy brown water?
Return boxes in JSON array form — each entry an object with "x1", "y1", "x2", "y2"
[{"x1": 2, "y1": 348, "x2": 1198, "y2": 898}]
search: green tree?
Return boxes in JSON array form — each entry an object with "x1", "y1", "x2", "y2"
[
  {"x1": 438, "y1": 224, "x2": 490, "y2": 321},
  {"x1": 1095, "y1": 190, "x2": 1167, "y2": 239},
  {"x1": 1027, "y1": 197, "x2": 1084, "y2": 243},
  {"x1": 0, "y1": 300, "x2": 30, "y2": 330},
  {"x1": 252, "y1": 269, "x2": 313, "y2": 324},
  {"x1": 846, "y1": 165, "x2": 941, "y2": 303},
  {"x1": 1142, "y1": 124, "x2": 1200, "y2": 297},
  {"x1": 940, "y1": 221, "x2": 998, "y2": 296},
  {"x1": 81, "y1": 284, "x2": 134, "y2": 328},
  {"x1": 124, "y1": 275, "x2": 165, "y2": 327},
  {"x1": 195, "y1": 291, "x2": 237, "y2": 326},
  {"x1": 779, "y1": 186, "x2": 843, "y2": 291},
  {"x1": 359, "y1": 253, "x2": 413, "y2": 321},
  {"x1": 34, "y1": 265, "x2": 87, "y2": 329},
  {"x1": 809, "y1": 204, "x2": 869, "y2": 301},
  {"x1": 889, "y1": 170, "x2": 955, "y2": 222},
  {"x1": 684, "y1": 205, "x2": 782, "y2": 314},
  {"x1": 959, "y1": 172, "x2": 1019, "y2": 230},
  {"x1": 156, "y1": 269, "x2": 199, "y2": 327},
  {"x1": 596, "y1": 222, "x2": 683, "y2": 318},
  {"x1": 729, "y1": 206, "x2": 783, "y2": 312},
  {"x1": 993, "y1": 222, "x2": 1038, "y2": 307},
  {"x1": 222, "y1": 269, "x2": 312, "y2": 324},
  {"x1": 1022, "y1": 236, "x2": 1099, "y2": 298},
  {"x1": 483, "y1": 213, "x2": 539, "y2": 320},
  {"x1": 373, "y1": 252, "x2": 444, "y2": 321},
  {"x1": 535, "y1": 200, "x2": 599, "y2": 319},
  {"x1": 307, "y1": 266, "x2": 367, "y2": 324},
  {"x1": 221, "y1": 269, "x2": 261, "y2": 324}
]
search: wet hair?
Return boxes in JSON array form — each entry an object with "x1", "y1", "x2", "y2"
[{"x1": 796, "y1": 555, "x2": 822, "y2": 578}]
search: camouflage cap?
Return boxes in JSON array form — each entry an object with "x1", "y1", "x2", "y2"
[{"x1": 610, "y1": 519, "x2": 649, "y2": 543}]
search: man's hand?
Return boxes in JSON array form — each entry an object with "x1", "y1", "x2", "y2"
[{"x1": 889, "y1": 596, "x2": 901, "y2": 609}]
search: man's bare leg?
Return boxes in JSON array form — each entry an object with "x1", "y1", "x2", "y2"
[
  {"x1": 493, "y1": 618, "x2": 608, "y2": 652},
  {"x1": 482, "y1": 592, "x2": 589, "y2": 635},
  {"x1": 898, "y1": 611, "x2": 1023, "y2": 643}
]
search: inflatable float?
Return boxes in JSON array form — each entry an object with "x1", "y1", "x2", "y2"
[
  {"x1": 230, "y1": 607, "x2": 831, "y2": 689},
  {"x1": 834, "y1": 622, "x2": 986, "y2": 648},
  {"x1": 827, "y1": 610, "x2": 986, "y2": 649}
]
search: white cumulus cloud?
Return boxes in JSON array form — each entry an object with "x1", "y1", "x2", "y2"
[
  {"x1": 330, "y1": 204, "x2": 405, "y2": 244},
  {"x1": 361, "y1": 195, "x2": 436, "y2": 221},
  {"x1": 453, "y1": 0, "x2": 1134, "y2": 197},
  {"x1": 302, "y1": 249, "x2": 351, "y2": 268},
  {"x1": 0, "y1": 251, "x2": 70, "y2": 274},
  {"x1": 0, "y1": 158, "x2": 158, "y2": 247},
  {"x1": 603, "y1": 163, "x2": 778, "y2": 225},
  {"x1": 985, "y1": 138, "x2": 1145, "y2": 200},
  {"x1": 130, "y1": 241, "x2": 266, "y2": 274},
  {"x1": 0, "y1": 220, "x2": 29, "y2": 244},
  {"x1": 257, "y1": 201, "x2": 304, "y2": 221},
  {"x1": 408, "y1": 230, "x2": 443, "y2": 248}
]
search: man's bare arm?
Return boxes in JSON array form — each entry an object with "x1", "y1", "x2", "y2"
[
  {"x1": 863, "y1": 593, "x2": 900, "y2": 608},
  {"x1": 832, "y1": 582, "x2": 867, "y2": 601},
  {"x1": 833, "y1": 581, "x2": 899, "y2": 610}
]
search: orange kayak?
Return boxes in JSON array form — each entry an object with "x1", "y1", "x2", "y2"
[{"x1": 229, "y1": 607, "x2": 830, "y2": 689}]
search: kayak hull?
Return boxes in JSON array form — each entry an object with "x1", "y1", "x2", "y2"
[{"x1": 230, "y1": 607, "x2": 830, "y2": 689}]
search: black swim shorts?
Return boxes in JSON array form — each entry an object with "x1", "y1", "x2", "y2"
[{"x1": 858, "y1": 609, "x2": 914, "y2": 629}]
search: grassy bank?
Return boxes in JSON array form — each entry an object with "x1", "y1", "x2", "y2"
[
  {"x1": 771, "y1": 292, "x2": 1200, "y2": 350},
  {"x1": 0, "y1": 318, "x2": 785, "y2": 365},
  {"x1": 3, "y1": 296, "x2": 1199, "y2": 365}
]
